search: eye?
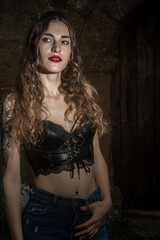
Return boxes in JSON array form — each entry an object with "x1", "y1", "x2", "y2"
[
  {"x1": 42, "y1": 38, "x2": 52, "y2": 43},
  {"x1": 62, "y1": 40, "x2": 70, "y2": 45}
]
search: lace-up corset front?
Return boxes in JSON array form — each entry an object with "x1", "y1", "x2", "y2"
[{"x1": 24, "y1": 119, "x2": 96, "y2": 178}]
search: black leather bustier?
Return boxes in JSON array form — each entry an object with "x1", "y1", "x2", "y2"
[{"x1": 24, "y1": 119, "x2": 96, "y2": 178}]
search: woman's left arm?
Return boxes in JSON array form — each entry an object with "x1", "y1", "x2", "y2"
[
  {"x1": 92, "y1": 131, "x2": 112, "y2": 206},
  {"x1": 74, "y1": 131, "x2": 112, "y2": 239}
]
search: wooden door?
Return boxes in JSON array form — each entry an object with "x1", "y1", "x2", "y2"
[{"x1": 112, "y1": 3, "x2": 160, "y2": 210}]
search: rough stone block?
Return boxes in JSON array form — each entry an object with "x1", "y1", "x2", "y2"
[
  {"x1": 70, "y1": 12, "x2": 84, "y2": 42},
  {"x1": 85, "y1": 72, "x2": 111, "y2": 116},
  {"x1": 0, "y1": 43, "x2": 22, "y2": 87},
  {"x1": 0, "y1": 0, "x2": 29, "y2": 41},
  {"x1": 82, "y1": 55, "x2": 118, "y2": 72},
  {"x1": 80, "y1": 8, "x2": 117, "y2": 54},
  {"x1": 99, "y1": 0, "x2": 124, "y2": 22},
  {"x1": 21, "y1": 0, "x2": 38, "y2": 12},
  {"x1": 68, "y1": 0, "x2": 90, "y2": 11}
]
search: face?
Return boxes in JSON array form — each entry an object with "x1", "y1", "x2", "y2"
[{"x1": 38, "y1": 21, "x2": 71, "y2": 74}]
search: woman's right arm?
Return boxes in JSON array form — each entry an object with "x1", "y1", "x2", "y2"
[{"x1": 2, "y1": 95, "x2": 23, "y2": 240}]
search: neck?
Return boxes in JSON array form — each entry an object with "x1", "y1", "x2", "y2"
[{"x1": 39, "y1": 72, "x2": 62, "y2": 97}]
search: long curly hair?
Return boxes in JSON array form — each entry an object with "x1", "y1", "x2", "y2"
[{"x1": 9, "y1": 11, "x2": 108, "y2": 147}]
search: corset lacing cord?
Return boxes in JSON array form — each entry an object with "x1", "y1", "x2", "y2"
[
  {"x1": 67, "y1": 137, "x2": 91, "y2": 179},
  {"x1": 70, "y1": 158, "x2": 91, "y2": 179}
]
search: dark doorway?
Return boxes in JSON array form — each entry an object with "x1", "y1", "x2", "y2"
[{"x1": 112, "y1": 3, "x2": 160, "y2": 210}]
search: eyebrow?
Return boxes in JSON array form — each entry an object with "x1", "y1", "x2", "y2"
[{"x1": 42, "y1": 33, "x2": 70, "y2": 38}]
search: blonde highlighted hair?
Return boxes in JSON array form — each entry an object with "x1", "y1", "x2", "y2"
[{"x1": 8, "y1": 11, "x2": 108, "y2": 147}]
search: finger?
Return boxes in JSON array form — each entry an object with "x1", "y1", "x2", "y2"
[
  {"x1": 79, "y1": 227, "x2": 98, "y2": 240},
  {"x1": 80, "y1": 202, "x2": 98, "y2": 212},
  {"x1": 74, "y1": 216, "x2": 96, "y2": 230},
  {"x1": 75, "y1": 215, "x2": 103, "y2": 231},
  {"x1": 79, "y1": 219, "x2": 103, "y2": 239},
  {"x1": 89, "y1": 228, "x2": 98, "y2": 239},
  {"x1": 86, "y1": 220, "x2": 102, "y2": 239},
  {"x1": 88, "y1": 221, "x2": 102, "y2": 239},
  {"x1": 80, "y1": 205, "x2": 88, "y2": 211},
  {"x1": 75, "y1": 222, "x2": 98, "y2": 238},
  {"x1": 75, "y1": 227, "x2": 92, "y2": 238}
]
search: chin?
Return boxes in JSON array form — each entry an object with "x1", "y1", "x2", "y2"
[{"x1": 37, "y1": 65, "x2": 65, "y2": 74}]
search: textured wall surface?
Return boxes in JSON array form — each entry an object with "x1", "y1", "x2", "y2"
[{"x1": 0, "y1": 0, "x2": 145, "y2": 208}]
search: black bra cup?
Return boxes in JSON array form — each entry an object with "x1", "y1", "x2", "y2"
[{"x1": 24, "y1": 119, "x2": 96, "y2": 178}]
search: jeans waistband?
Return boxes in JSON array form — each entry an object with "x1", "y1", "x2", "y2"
[{"x1": 30, "y1": 185, "x2": 100, "y2": 205}]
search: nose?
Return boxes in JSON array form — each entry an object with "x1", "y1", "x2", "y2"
[{"x1": 51, "y1": 41, "x2": 61, "y2": 53}]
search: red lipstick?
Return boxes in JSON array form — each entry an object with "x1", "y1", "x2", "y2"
[{"x1": 48, "y1": 55, "x2": 62, "y2": 63}]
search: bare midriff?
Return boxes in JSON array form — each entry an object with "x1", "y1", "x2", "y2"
[{"x1": 34, "y1": 165, "x2": 97, "y2": 199}]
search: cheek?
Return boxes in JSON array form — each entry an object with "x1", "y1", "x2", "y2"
[
  {"x1": 62, "y1": 45, "x2": 71, "y2": 59},
  {"x1": 66, "y1": 48, "x2": 71, "y2": 61},
  {"x1": 39, "y1": 46, "x2": 49, "y2": 60}
]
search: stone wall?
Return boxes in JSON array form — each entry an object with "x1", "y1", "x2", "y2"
[{"x1": 0, "y1": 0, "x2": 145, "y2": 209}]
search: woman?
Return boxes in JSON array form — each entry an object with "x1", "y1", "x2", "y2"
[{"x1": 2, "y1": 11, "x2": 112, "y2": 240}]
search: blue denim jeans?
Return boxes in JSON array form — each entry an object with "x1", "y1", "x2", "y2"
[{"x1": 22, "y1": 186, "x2": 108, "y2": 240}]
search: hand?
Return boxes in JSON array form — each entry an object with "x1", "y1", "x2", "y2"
[{"x1": 74, "y1": 200, "x2": 111, "y2": 240}]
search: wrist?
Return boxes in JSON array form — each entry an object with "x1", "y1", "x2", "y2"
[
  {"x1": 102, "y1": 197, "x2": 112, "y2": 211},
  {"x1": 11, "y1": 232, "x2": 23, "y2": 240}
]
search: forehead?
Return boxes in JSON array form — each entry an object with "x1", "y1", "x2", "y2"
[{"x1": 45, "y1": 20, "x2": 70, "y2": 36}]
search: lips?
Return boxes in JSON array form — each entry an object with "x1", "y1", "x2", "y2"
[{"x1": 48, "y1": 55, "x2": 62, "y2": 63}]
